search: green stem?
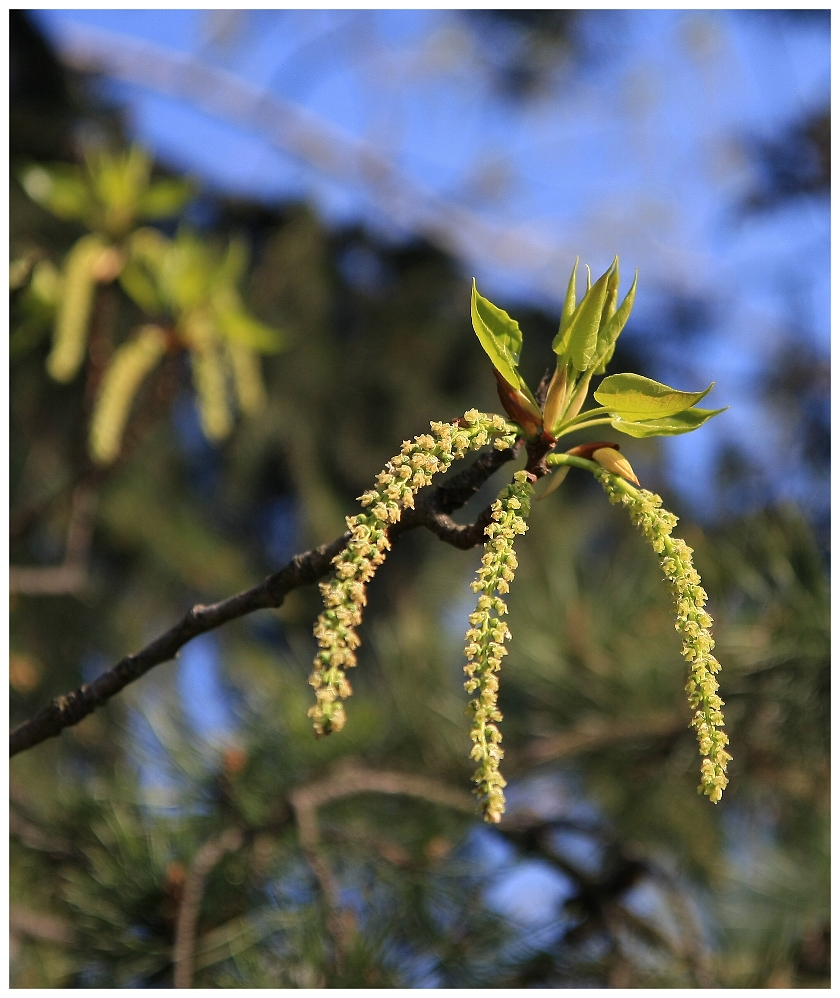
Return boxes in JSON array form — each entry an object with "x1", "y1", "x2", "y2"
[
  {"x1": 553, "y1": 416, "x2": 616, "y2": 440},
  {"x1": 547, "y1": 454, "x2": 642, "y2": 498},
  {"x1": 553, "y1": 406, "x2": 610, "y2": 432}
]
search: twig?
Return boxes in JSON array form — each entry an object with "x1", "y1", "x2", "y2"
[
  {"x1": 290, "y1": 762, "x2": 475, "y2": 963},
  {"x1": 172, "y1": 827, "x2": 245, "y2": 989},
  {"x1": 9, "y1": 484, "x2": 98, "y2": 596},
  {"x1": 9, "y1": 809, "x2": 79, "y2": 862},
  {"x1": 10, "y1": 447, "x2": 516, "y2": 756},
  {"x1": 9, "y1": 906, "x2": 77, "y2": 947},
  {"x1": 54, "y1": 23, "x2": 571, "y2": 285},
  {"x1": 524, "y1": 712, "x2": 684, "y2": 765},
  {"x1": 646, "y1": 864, "x2": 717, "y2": 988}
]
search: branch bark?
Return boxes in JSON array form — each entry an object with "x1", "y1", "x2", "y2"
[{"x1": 10, "y1": 447, "x2": 516, "y2": 757}]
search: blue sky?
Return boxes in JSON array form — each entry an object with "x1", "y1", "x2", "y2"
[{"x1": 33, "y1": 9, "x2": 830, "y2": 519}]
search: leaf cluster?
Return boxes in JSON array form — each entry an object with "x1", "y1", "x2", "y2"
[
  {"x1": 14, "y1": 145, "x2": 288, "y2": 465},
  {"x1": 471, "y1": 259, "x2": 726, "y2": 450}
]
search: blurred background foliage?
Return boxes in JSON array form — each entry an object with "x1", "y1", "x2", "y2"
[{"x1": 9, "y1": 9, "x2": 829, "y2": 989}]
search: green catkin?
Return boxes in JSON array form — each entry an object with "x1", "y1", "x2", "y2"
[
  {"x1": 595, "y1": 469, "x2": 732, "y2": 802},
  {"x1": 309, "y1": 410, "x2": 518, "y2": 737},
  {"x1": 47, "y1": 234, "x2": 108, "y2": 383},
  {"x1": 464, "y1": 470, "x2": 533, "y2": 823},
  {"x1": 226, "y1": 341, "x2": 266, "y2": 416},
  {"x1": 185, "y1": 312, "x2": 232, "y2": 441},
  {"x1": 89, "y1": 325, "x2": 168, "y2": 465}
]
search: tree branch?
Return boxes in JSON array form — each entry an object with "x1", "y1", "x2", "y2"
[
  {"x1": 290, "y1": 761, "x2": 475, "y2": 965},
  {"x1": 10, "y1": 447, "x2": 516, "y2": 757},
  {"x1": 524, "y1": 712, "x2": 684, "y2": 765},
  {"x1": 10, "y1": 906, "x2": 77, "y2": 948},
  {"x1": 55, "y1": 24, "x2": 571, "y2": 285},
  {"x1": 172, "y1": 827, "x2": 245, "y2": 989},
  {"x1": 9, "y1": 484, "x2": 98, "y2": 596}
]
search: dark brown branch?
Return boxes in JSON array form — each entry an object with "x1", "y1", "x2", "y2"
[
  {"x1": 9, "y1": 533, "x2": 348, "y2": 757},
  {"x1": 10, "y1": 447, "x2": 517, "y2": 757}
]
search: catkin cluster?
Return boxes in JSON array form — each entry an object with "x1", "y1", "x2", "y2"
[
  {"x1": 595, "y1": 470, "x2": 731, "y2": 802},
  {"x1": 464, "y1": 470, "x2": 534, "y2": 823},
  {"x1": 309, "y1": 410, "x2": 518, "y2": 736}
]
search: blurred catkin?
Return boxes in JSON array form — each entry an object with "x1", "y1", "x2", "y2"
[
  {"x1": 184, "y1": 311, "x2": 232, "y2": 441},
  {"x1": 47, "y1": 234, "x2": 109, "y2": 382},
  {"x1": 89, "y1": 325, "x2": 168, "y2": 465},
  {"x1": 226, "y1": 341, "x2": 266, "y2": 416}
]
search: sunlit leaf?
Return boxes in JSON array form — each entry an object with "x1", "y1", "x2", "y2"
[
  {"x1": 592, "y1": 272, "x2": 637, "y2": 374},
  {"x1": 551, "y1": 257, "x2": 578, "y2": 354},
  {"x1": 217, "y1": 238, "x2": 249, "y2": 286},
  {"x1": 139, "y1": 178, "x2": 195, "y2": 219},
  {"x1": 565, "y1": 259, "x2": 615, "y2": 372},
  {"x1": 610, "y1": 406, "x2": 728, "y2": 437},
  {"x1": 216, "y1": 307, "x2": 288, "y2": 354},
  {"x1": 119, "y1": 261, "x2": 164, "y2": 316},
  {"x1": 161, "y1": 234, "x2": 211, "y2": 312},
  {"x1": 594, "y1": 372, "x2": 714, "y2": 420},
  {"x1": 471, "y1": 280, "x2": 522, "y2": 388},
  {"x1": 20, "y1": 164, "x2": 90, "y2": 222}
]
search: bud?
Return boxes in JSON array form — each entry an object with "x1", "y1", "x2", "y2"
[
  {"x1": 592, "y1": 446, "x2": 640, "y2": 485},
  {"x1": 542, "y1": 364, "x2": 568, "y2": 434},
  {"x1": 562, "y1": 371, "x2": 593, "y2": 422},
  {"x1": 493, "y1": 369, "x2": 543, "y2": 438}
]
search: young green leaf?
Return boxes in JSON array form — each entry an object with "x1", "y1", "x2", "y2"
[
  {"x1": 564, "y1": 259, "x2": 615, "y2": 372},
  {"x1": 610, "y1": 406, "x2": 728, "y2": 438},
  {"x1": 215, "y1": 306, "x2": 288, "y2": 354},
  {"x1": 600, "y1": 270, "x2": 636, "y2": 352},
  {"x1": 551, "y1": 257, "x2": 578, "y2": 355},
  {"x1": 601, "y1": 262, "x2": 620, "y2": 327},
  {"x1": 20, "y1": 164, "x2": 91, "y2": 223},
  {"x1": 119, "y1": 261, "x2": 164, "y2": 316},
  {"x1": 592, "y1": 270, "x2": 638, "y2": 374},
  {"x1": 139, "y1": 178, "x2": 195, "y2": 220},
  {"x1": 471, "y1": 280, "x2": 522, "y2": 388},
  {"x1": 594, "y1": 372, "x2": 713, "y2": 420},
  {"x1": 542, "y1": 363, "x2": 569, "y2": 433}
]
